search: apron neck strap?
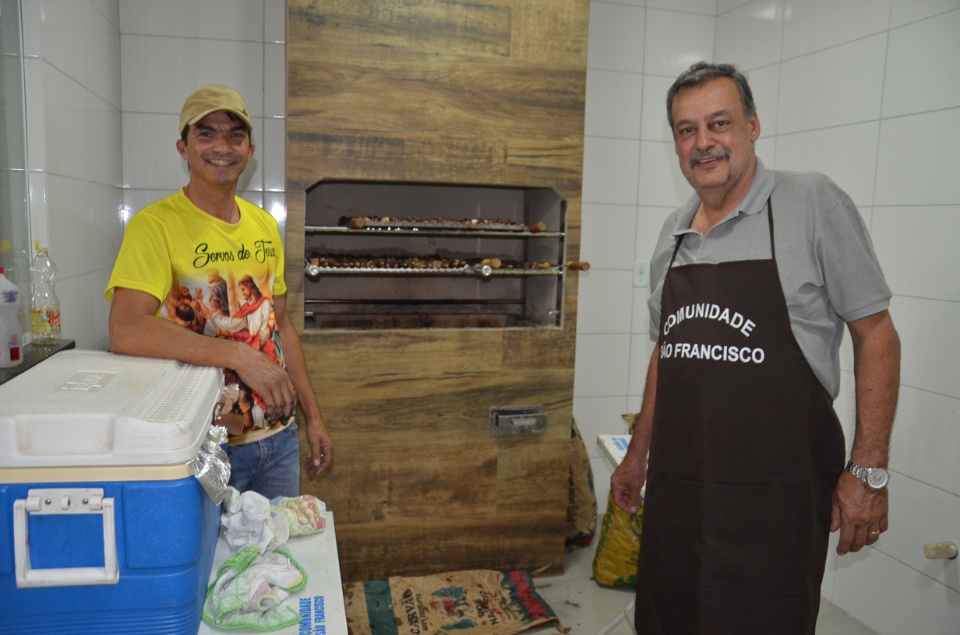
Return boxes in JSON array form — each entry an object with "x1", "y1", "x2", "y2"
[{"x1": 670, "y1": 196, "x2": 776, "y2": 265}]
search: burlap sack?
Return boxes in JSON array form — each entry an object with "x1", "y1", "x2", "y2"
[{"x1": 343, "y1": 569, "x2": 560, "y2": 635}]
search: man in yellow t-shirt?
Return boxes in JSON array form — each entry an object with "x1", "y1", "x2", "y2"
[{"x1": 105, "y1": 85, "x2": 332, "y2": 498}]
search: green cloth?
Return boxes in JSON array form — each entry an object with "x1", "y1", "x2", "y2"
[{"x1": 202, "y1": 545, "x2": 308, "y2": 631}]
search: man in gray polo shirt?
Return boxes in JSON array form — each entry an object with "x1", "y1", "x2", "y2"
[{"x1": 611, "y1": 62, "x2": 901, "y2": 634}]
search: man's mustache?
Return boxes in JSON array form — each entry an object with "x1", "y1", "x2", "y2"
[{"x1": 688, "y1": 149, "x2": 731, "y2": 170}]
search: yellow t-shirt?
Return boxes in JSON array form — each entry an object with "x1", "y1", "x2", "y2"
[{"x1": 105, "y1": 189, "x2": 290, "y2": 444}]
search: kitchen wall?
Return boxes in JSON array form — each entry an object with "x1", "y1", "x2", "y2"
[
  {"x1": 0, "y1": 0, "x2": 31, "y2": 335},
  {"x1": 573, "y1": 0, "x2": 960, "y2": 633},
  {"x1": 20, "y1": 0, "x2": 122, "y2": 350},
  {"x1": 19, "y1": 0, "x2": 285, "y2": 349},
  {"x1": 17, "y1": 0, "x2": 958, "y2": 631}
]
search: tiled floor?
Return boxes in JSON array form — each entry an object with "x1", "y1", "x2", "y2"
[{"x1": 529, "y1": 529, "x2": 879, "y2": 635}]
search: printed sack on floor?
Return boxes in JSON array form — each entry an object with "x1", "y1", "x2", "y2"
[
  {"x1": 592, "y1": 491, "x2": 643, "y2": 588},
  {"x1": 343, "y1": 569, "x2": 561, "y2": 635}
]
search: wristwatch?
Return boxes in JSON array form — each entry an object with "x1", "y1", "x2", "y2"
[{"x1": 845, "y1": 460, "x2": 890, "y2": 490}]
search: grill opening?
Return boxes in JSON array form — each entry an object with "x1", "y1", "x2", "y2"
[{"x1": 303, "y1": 180, "x2": 567, "y2": 330}]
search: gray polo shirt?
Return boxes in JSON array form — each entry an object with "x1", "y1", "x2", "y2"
[{"x1": 648, "y1": 160, "x2": 891, "y2": 398}]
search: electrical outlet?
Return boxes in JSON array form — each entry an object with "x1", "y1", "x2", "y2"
[
  {"x1": 490, "y1": 406, "x2": 547, "y2": 436},
  {"x1": 633, "y1": 261, "x2": 650, "y2": 287}
]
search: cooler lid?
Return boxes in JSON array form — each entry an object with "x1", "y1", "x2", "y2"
[{"x1": 0, "y1": 350, "x2": 223, "y2": 468}]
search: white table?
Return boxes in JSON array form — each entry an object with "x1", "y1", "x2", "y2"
[
  {"x1": 198, "y1": 511, "x2": 347, "y2": 635},
  {"x1": 597, "y1": 434, "x2": 631, "y2": 468}
]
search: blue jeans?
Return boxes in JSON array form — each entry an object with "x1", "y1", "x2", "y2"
[{"x1": 226, "y1": 423, "x2": 301, "y2": 499}]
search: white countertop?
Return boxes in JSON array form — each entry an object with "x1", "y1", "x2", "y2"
[
  {"x1": 597, "y1": 433, "x2": 631, "y2": 468},
  {"x1": 197, "y1": 511, "x2": 347, "y2": 635}
]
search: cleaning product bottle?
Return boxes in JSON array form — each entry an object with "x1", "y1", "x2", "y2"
[
  {"x1": 0, "y1": 266, "x2": 23, "y2": 367},
  {"x1": 30, "y1": 240, "x2": 61, "y2": 346}
]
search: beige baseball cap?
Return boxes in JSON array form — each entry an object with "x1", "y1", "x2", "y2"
[{"x1": 179, "y1": 85, "x2": 253, "y2": 134}]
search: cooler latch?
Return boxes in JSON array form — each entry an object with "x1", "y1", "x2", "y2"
[{"x1": 13, "y1": 487, "x2": 119, "y2": 588}]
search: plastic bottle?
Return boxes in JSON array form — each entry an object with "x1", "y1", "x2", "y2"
[
  {"x1": 30, "y1": 240, "x2": 61, "y2": 346},
  {"x1": 0, "y1": 266, "x2": 23, "y2": 368}
]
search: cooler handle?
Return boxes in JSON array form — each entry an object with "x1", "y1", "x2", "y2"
[{"x1": 13, "y1": 488, "x2": 119, "y2": 588}]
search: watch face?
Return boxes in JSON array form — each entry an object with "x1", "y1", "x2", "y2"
[{"x1": 866, "y1": 468, "x2": 889, "y2": 489}]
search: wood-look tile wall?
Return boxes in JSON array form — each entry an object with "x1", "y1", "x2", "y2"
[{"x1": 287, "y1": 0, "x2": 588, "y2": 582}]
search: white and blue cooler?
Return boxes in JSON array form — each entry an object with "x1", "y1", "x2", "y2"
[{"x1": 0, "y1": 350, "x2": 225, "y2": 635}]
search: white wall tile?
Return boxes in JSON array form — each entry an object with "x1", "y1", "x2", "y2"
[
  {"x1": 891, "y1": 386, "x2": 960, "y2": 497},
  {"x1": 753, "y1": 137, "x2": 776, "y2": 169},
  {"x1": 627, "y1": 332, "x2": 653, "y2": 399},
  {"x1": 120, "y1": 35, "x2": 264, "y2": 117},
  {"x1": 582, "y1": 136, "x2": 640, "y2": 205},
  {"x1": 262, "y1": 190, "x2": 287, "y2": 242},
  {"x1": 576, "y1": 270, "x2": 634, "y2": 334},
  {"x1": 122, "y1": 111, "x2": 264, "y2": 193},
  {"x1": 872, "y1": 206, "x2": 960, "y2": 302},
  {"x1": 833, "y1": 369, "x2": 857, "y2": 444},
  {"x1": 892, "y1": 296, "x2": 960, "y2": 401},
  {"x1": 580, "y1": 203, "x2": 639, "y2": 270},
  {"x1": 237, "y1": 190, "x2": 264, "y2": 209},
  {"x1": 718, "y1": 0, "x2": 753, "y2": 12},
  {"x1": 875, "y1": 109, "x2": 960, "y2": 206},
  {"x1": 782, "y1": 0, "x2": 891, "y2": 60},
  {"x1": 745, "y1": 63, "x2": 780, "y2": 135},
  {"x1": 890, "y1": 0, "x2": 960, "y2": 28},
  {"x1": 774, "y1": 122, "x2": 879, "y2": 207},
  {"x1": 119, "y1": 0, "x2": 265, "y2": 41},
  {"x1": 22, "y1": 56, "x2": 46, "y2": 172},
  {"x1": 647, "y1": 0, "x2": 717, "y2": 15},
  {"x1": 91, "y1": 0, "x2": 120, "y2": 31},
  {"x1": 881, "y1": 474, "x2": 960, "y2": 593},
  {"x1": 637, "y1": 140, "x2": 690, "y2": 207},
  {"x1": 46, "y1": 175, "x2": 93, "y2": 274},
  {"x1": 264, "y1": 41, "x2": 286, "y2": 118},
  {"x1": 587, "y1": 2, "x2": 645, "y2": 73},
  {"x1": 122, "y1": 188, "x2": 178, "y2": 220},
  {"x1": 833, "y1": 537, "x2": 960, "y2": 635},
  {"x1": 27, "y1": 170, "x2": 49, "y2": 251},
  {"x1": 640, "y1": 75, "x2": 674, "y2": 143},
  {"x1": 41, "y1": 64, "x2": 89, "y2": 178},
  {"x1": 882, "y1": 10, "x2": 960, "y2": 118},
  {"x1": 585, "y1": 70, "x2": 643, "y2": 139},
  {"x1": 573, "y1": 395, "x2": 632, "y2": 458},
  {"x1": 20, "y1": 0, "x2": 42, "y2": 58},
  {"x1": 777, "y1": 34, "x2": 886, "y2": 134},
  {"x1": 644, "y1": 9, "x2": 714, "y2": 77},
  {"x1": 260, "y1": 116, "x2": 285, "y2": 192},
  {"x1": 630, "y1": 286, "x2": 651, "y2": 336},
  {"x1": 39, "y1": 0, "x2": 121, "y2": 108},
  {"x1": 634, "y1": 205, "x2": 671, "y2": 266},
  {"x1": 121, "y1": 112, "x2": 190, "y2": 190},
  {"x1": 715, "y1": 0, "x2": 784, "y2": 71},
  {"x1": 89, "y1": 183, "x2": 125, "y2": 267},
  {"x1": 593, "y1": 457, "x2": 614, "y2": 513},
  {"x1": 264, "y1": 0, "x2": 286, "y2": 43},
  {"x1": 58, "y1": 269, "x2": 112, "y2": 349},
  {"x1": 574, "y1": 333, "x2": 632, "y2": 397}
]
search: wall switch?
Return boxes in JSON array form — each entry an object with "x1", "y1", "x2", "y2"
[{"x1": 633, "y1": 261, "x2": 650, "y2": 287}]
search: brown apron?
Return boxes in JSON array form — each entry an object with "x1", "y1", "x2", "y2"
[{"x1": 635, "y1": 201, "x2": 845, "y2": 634}]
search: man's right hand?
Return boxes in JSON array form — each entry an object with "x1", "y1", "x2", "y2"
[
  {"x1": 611, "y1": 449, "x2": 647, "y2": 514},
  {"x1": 233, "y1": 344, "x2": 298, "y2": 423}
]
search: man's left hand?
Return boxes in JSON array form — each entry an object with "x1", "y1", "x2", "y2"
[
  {"x1": 830, "y1": 471, "x2": 888, "y2": 554},
  {"x1": 303, "y1": 416, "x2": 333, "y2": 477}
]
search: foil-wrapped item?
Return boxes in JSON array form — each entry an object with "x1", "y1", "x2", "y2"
[{"x1": 188, "y1": 425, "x2": 231, "y2": 504}]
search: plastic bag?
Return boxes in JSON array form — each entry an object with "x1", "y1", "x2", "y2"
[{"x1": 592, "y1": 491, "x2": 643, "y2": 587}]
